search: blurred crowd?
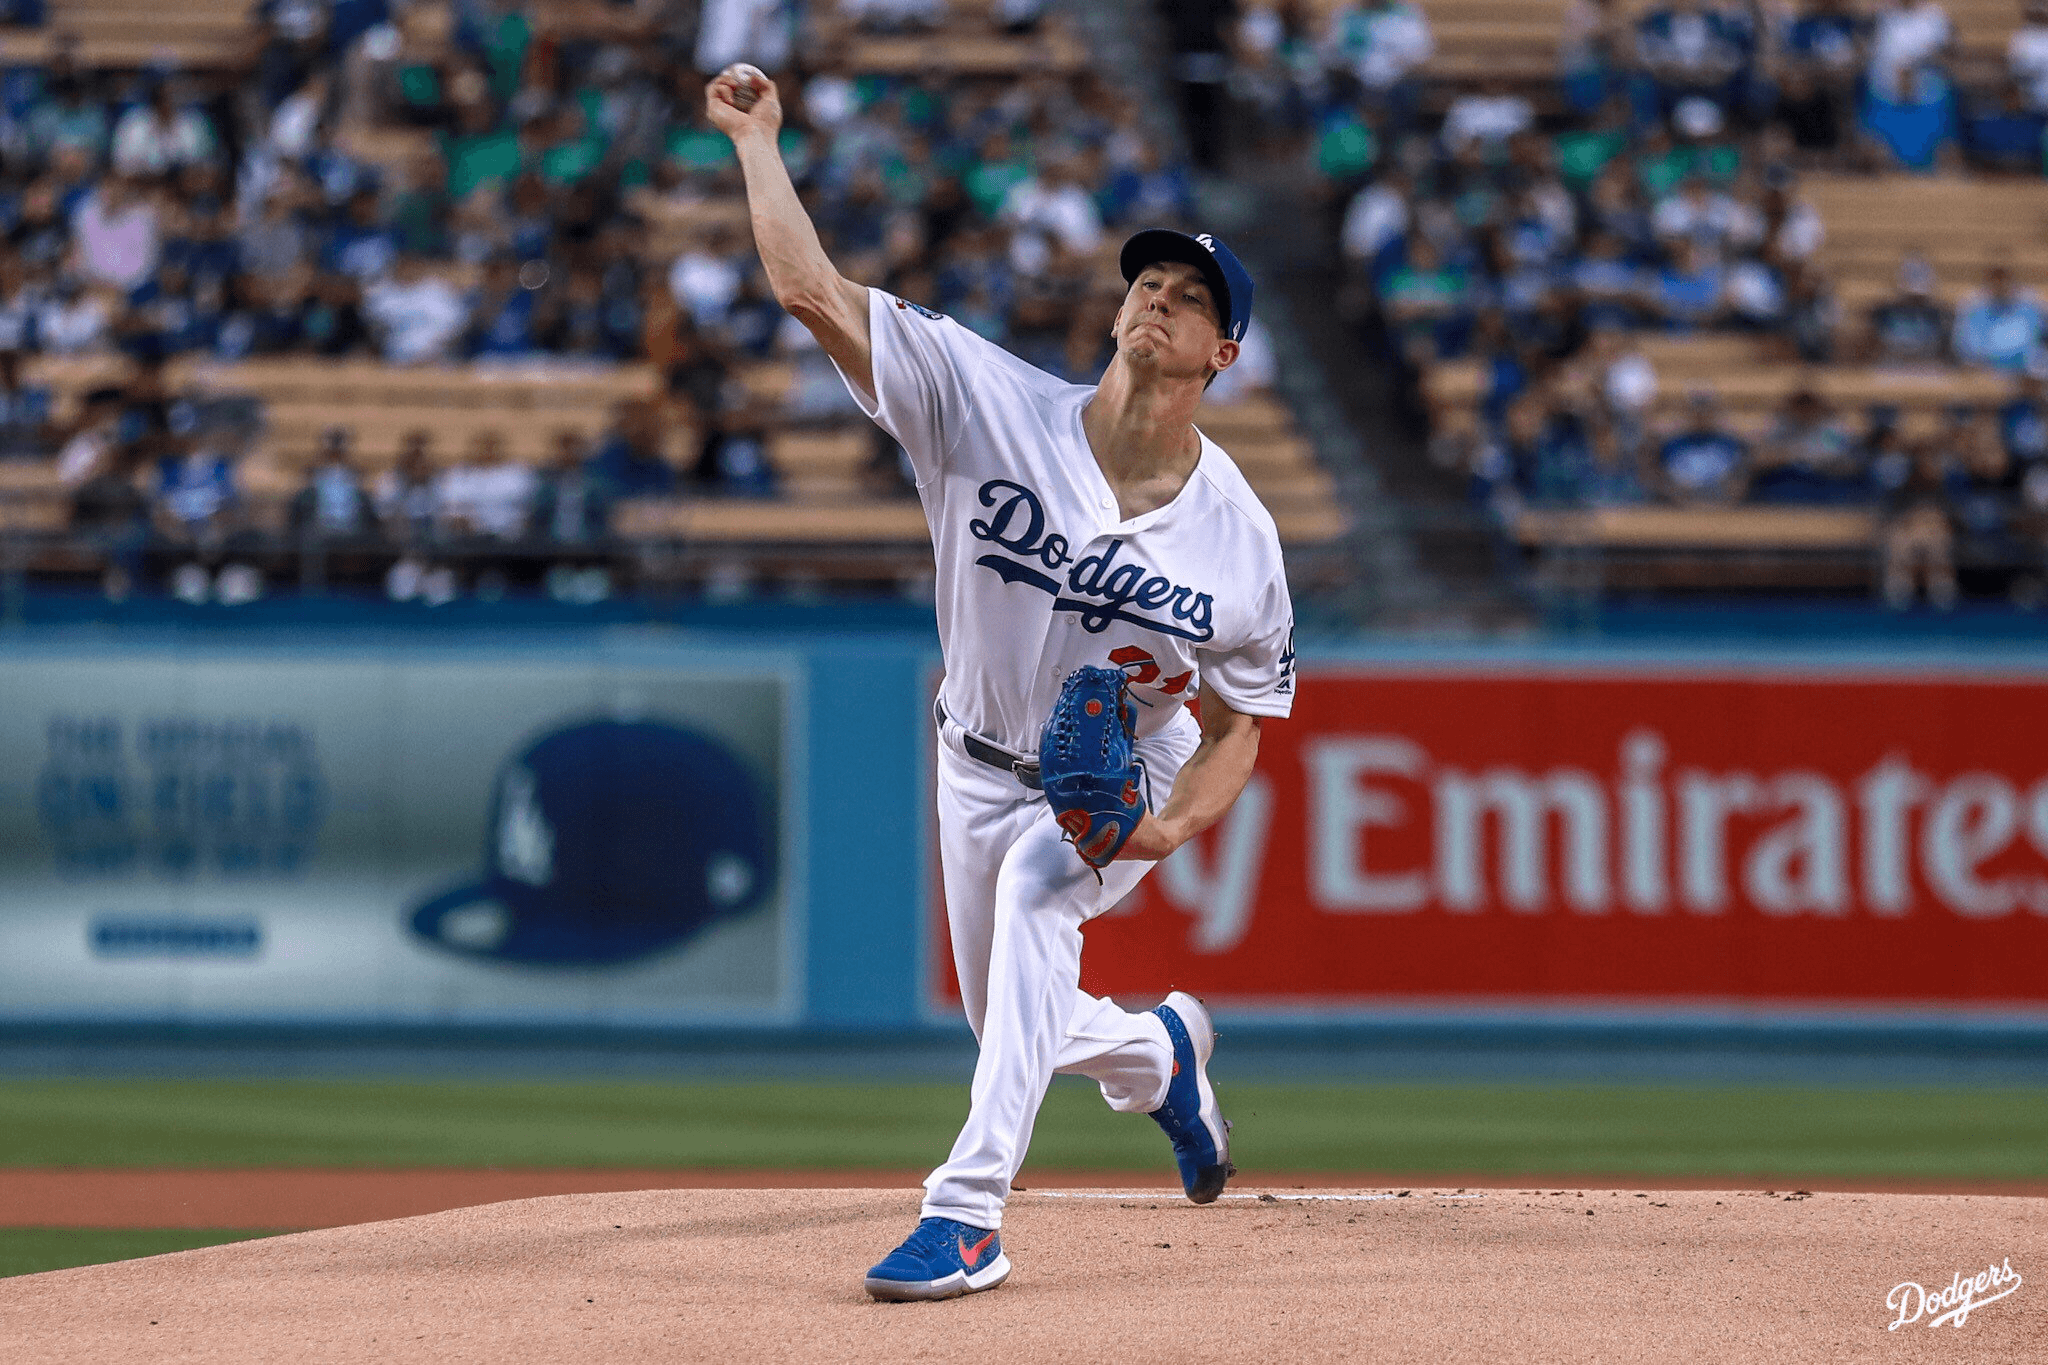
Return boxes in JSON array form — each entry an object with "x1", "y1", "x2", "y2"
[
  {"x1": 0, "y1": 1, "x2": 1205, "y2": 376},
  {"x1": 61, "y1": 378, "x2": 680, "y2": 605},
  {"x1": 1193, "y1": 0, "x2": 2048, "y2": 605},
  {"x1": 1227, "y1": 0, "x2": 2048, "y2": 178},
  {"x1": 0, "y1": 0, "x2": 1274, "y2": 601},
  {"x1": 1441, "y1": 342, "x2": 2048, "y2": 609}
]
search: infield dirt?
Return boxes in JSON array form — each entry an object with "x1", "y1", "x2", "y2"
[
  {"x1": 2, "y1": 1186, "x2": 2043, "y2": 1363},
  {"x1": 9, "y1": 1167, "x2": 2047, "y2": 1229}
]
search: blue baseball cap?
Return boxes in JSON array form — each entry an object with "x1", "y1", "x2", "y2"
[
  {"x1": 1119, "y1": 228, "x2": 1255, "y2": 343},
  {"x1": 410, "y1": 719, "x2": 775, "y2": 967}
]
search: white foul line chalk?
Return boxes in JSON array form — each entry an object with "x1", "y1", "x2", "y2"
[{"x1": 1018, "y1": 1191, "x2": 1486, "y2": 1203}]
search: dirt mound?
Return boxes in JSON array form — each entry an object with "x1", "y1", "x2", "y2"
[
  {"x1": 2, "y1": 1187, "x2": 2042, "y2": 1363},
  {"x1": 10, "y1": 1169, "x2": 2046, "y2": 1231}
]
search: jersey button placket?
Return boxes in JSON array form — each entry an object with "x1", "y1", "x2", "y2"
[{"x1": 1050, "y1": 535, "x2": 1102, "y2": 690}]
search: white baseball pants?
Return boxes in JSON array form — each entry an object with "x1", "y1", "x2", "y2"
[{"x1": 920, "y1": 712, "x2": 1199, "y2": 1230}]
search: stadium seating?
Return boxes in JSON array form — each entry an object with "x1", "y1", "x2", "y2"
[
  {"x1": 1416, "y1": 0, "x2": 1569, "y2": 83},
  {"x1": 0, "y1": 0, "x2": 1086, "y2": 75},
  {"x1": 0, "y1": 0, "x2": 254, "y2": 70},
  {"x1": 1291, "y1": 0, "x2": 1569, "y2": 83},
  {"x1": 0, "y1": 0, "x2": 1347, "y2": 597},
  {"x1": 1805, "y1": 176, "x2": 2048, "y2": 314},
  {"x1": 1419, "y1": 166, "x2": 2048, "y2": 594},
  {"x1": 0, "y1": 354, "x2": 1342, "y2": 578},
  {"x1": 1374, "y1": 0, "x2": 2048, "y2": 89}
]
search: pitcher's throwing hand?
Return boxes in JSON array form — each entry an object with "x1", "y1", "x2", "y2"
[{"x1": 706, "y1": 64, "x2": 778, "y2": 133}]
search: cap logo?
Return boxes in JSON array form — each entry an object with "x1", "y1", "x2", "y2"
[
  {"x1": 496, "y1": 764, "x2": 554, "y2": 887},
  {"x1": 1195, "y1": 233, "x2": 1215, "y2": 252},
  {"x1": 412, "y1": 719, "x2": 776, "y2": 968}
]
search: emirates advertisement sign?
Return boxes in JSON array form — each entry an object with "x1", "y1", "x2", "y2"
[{"x1": 935, "y1": 667, "x2": 2048, "y2": 1010}]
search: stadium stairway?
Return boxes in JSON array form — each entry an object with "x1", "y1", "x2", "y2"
[{"x1": 1118, "y1": 0, "x2": 1512, "y2": 630}]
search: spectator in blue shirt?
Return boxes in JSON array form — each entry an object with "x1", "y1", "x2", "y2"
[
  {"x1": 1098, "y1": 141, "x2": 1195, "y2": 228},
  {"x1": 1779, "y1": 0, "x2": 1865, "y2": 145},
  {"x1": 1656, "y1": 386, "x2": 1751, "y2": 502},
  {"x1": 1960, "y1": 82, "x2": 2047, "y2": 172},
  {"x1": 1468, "y1": 392, "x2": 1545, "y2": 514},
  {"x1": 1751, "y1": 388, "x2": 1864, "y2": 503},
  {"x1": 154, "y1": 435, "x2": 237, "y2": 538},
  {"x1": 1482, "y1": 382, "x2": 1648, "y2": 509},
  {"x1": 0, "y1": 349, "x2": 53, "y2": 460},
  {"x1": 692, "y1": 386, "x2": 780, "y2": 499},
  {"x1": 290, "y1": 426, "x2": 372, "y2": 538},
  {"x1": 1999, "y1": 364, "x2": 2048, "y2": 464},
  {"x1": 213, "y1": 272, "x2": 305, "y2": 358},
  {"x1": 585, "y1": 398, "x2": 676, "y2": 498},
  {"x1": 119, "y1": 259, "x2": 213, "y2": 358},
  {"x1": 1783, "y1": 0, "x2": 1865, "y2": 76},
  {"x1": 533, "y1": 429, "x2": 614, "y2": 545},
  {"x1": 465, "y1": 255, "x2": 540, "y2": 359},
  {"x1": 1954, "y1": 262, "x2": 2046, "y2": 371},
  {"x1": 1860, "y1": 61, "x2": 1956, "y2": 170},
  {"x1": 536, "y1": 266, "x2": 636, "y2": 361},
  {"x1": 1633, "y1": 0, "x2": 1751, "y2": 121},
  {"x1": 1861, "y1": 252, "x2": 1950, "y2": 365},
  {"x1": 163, "y1": 201, "x2": 240, "y2": 295},
  {"x1": 1519, "y1": 400, "x2": 1602, "y2": 506},
  {"x1": 1650, "y1": 239, "x2": 1726, "y2": 331},
  {"x1": 1941, "y1": 409, "x2": 2025, "y2": 562},
  {"x1": 1572, "y1": 231, "x2": 1649, "y2": 330},
  {"x1": 320, "y1": 185, "x2": 399, "y2": 282}
]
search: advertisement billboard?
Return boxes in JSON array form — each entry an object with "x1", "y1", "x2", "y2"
[
  {"x1": 2, "y1": 650, "x2": 801, "y2": 1025},
  {"x1": 934, "y1": 664, "x2": 2048, "y2": 1014}
]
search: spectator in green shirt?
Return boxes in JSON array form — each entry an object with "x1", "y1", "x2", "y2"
[
  {"x1": 1383, "y1": 235, "x2": 1473, "y2": 363},
  {"x1": 1635, "y1": 98, "x2": 1743, "y2": 199},
  {"x1": 964, "y1": 129, "x2": 1032, "y2": 219},
  {"x1": 443, "y1": 98, "x2": 521, "y2": 200},
  {"x1": 1553, "y1": 99, "x2": 1632, "y2": 191}
]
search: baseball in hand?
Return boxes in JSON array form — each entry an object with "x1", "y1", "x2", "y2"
[{"x1": 722, "y1": 63, "x2": 767, "y2": 112}]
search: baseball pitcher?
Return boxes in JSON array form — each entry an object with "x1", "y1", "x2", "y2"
[{"x1": 707, "y1": 65, "x2": 1296, "y2": 1301}]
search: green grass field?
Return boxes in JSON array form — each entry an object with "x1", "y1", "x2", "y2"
[
  {"x1": 0, "y1": 1080, "x2": 2039, "y2": 1285},
  {"x1": 3, "y1": 1078, "x2": 2044, "y2": 1178},
  {"x1": 3, "y1": 1078, "x2": 2041, "y2": 1278},
  {"x1": 1, "y1": 1230, "x2": 284, "y2": 1279}
]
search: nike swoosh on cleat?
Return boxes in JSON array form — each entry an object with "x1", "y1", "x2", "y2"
[{"x1": 957, "y1": 1230, "x2": 997, "y2": 1268}]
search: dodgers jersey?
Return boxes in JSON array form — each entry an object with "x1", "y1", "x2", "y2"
[{"x1": 839, "y1": 289, "x2": 1296, "y2": 753}]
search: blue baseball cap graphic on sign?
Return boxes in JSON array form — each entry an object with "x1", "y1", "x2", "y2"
[
  {"x1": 410, "y1": 720, "x2": 774, "y2": 967},
  {"x1": 1119, "y1": 228, "x2": 1255, "y2": 343}
]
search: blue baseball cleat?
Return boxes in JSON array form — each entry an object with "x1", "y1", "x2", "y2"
[
  {"x1": 864, "y1": 1216, "x2": 1012, "y2": 1301},
  {"x1": 1150, "y1": 990, "x2": 1235, "y2": 1204}
]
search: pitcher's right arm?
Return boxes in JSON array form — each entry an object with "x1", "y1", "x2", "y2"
[{"x1": 705, "y1": 71, "x2": 874, "y2": 400}]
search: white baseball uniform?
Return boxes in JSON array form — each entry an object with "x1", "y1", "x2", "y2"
[{"x1": 837, "y1": 288, "x2": 1296, "y2": 1230}]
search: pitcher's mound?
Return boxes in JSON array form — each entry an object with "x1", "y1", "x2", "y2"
[{"x1": 2, "y1": 1187, "x2": 2043, "y2": 1363}]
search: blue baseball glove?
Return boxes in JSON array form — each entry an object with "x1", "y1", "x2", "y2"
[{"x1": 1039, "y1": 665, "x2": 1147, "y2": 870}]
